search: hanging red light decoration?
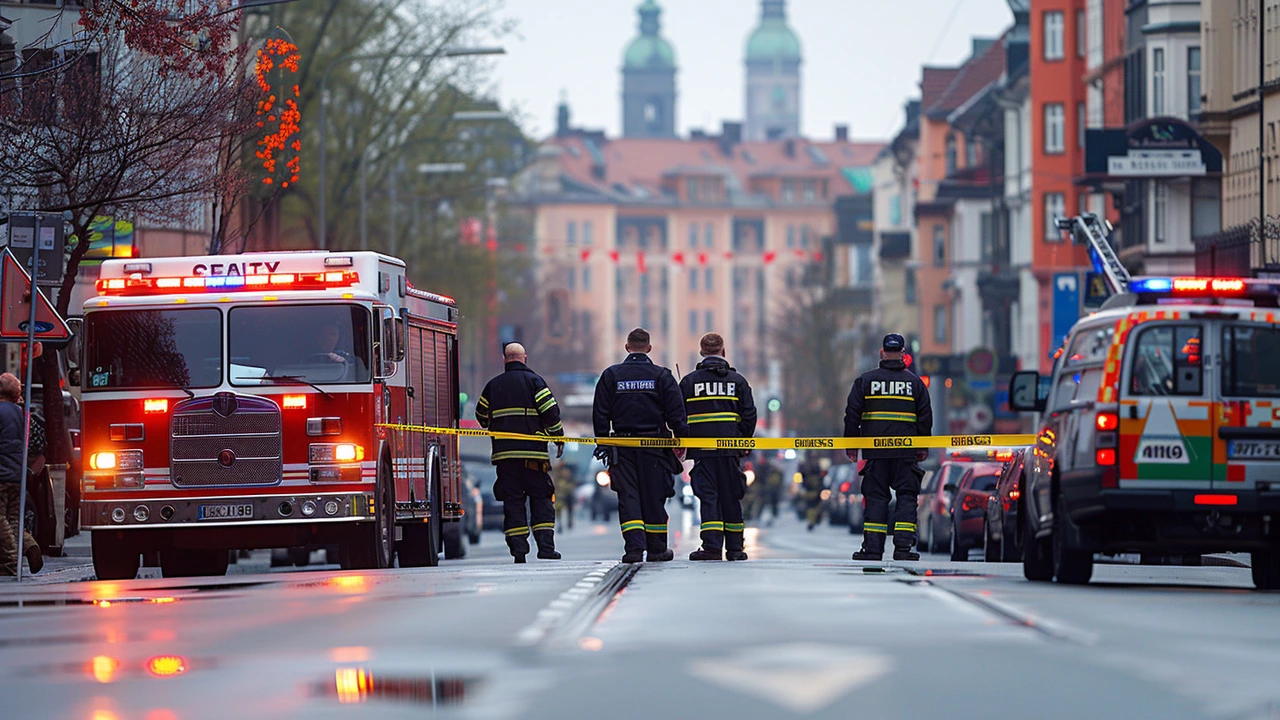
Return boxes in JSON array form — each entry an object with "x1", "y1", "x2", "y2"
[{"x1": 254, "y1": 37, "x2": 302, "y2": 189}]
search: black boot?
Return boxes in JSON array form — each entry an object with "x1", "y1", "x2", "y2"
[
  {"x1": 534, "y1": 530, "x2": 560, "y2": 560},
  {"x1": 689, "y1": 548, "x2": 722, "y2": 561},
  {"x1": 621, "y1": 551, "x2": 645, "y2": 564},
  {"x1": 893, "y1": 548, "x2": 920, "y2": 561},
  {"x1": 853, "y1": 533, "x2": 885, "y2": 561},
  {"x1": 647, "y1": 549, "x2": 674, "y2": 562},
  {"x1": 726, "y1": 550, "x2": 749, "y2": 561},
  {"x1": 513, "y1": 554, "x2": 526, "y2": 564}
]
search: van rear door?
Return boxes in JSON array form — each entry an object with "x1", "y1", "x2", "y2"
[
  {"x1": 1217, "y1": 321, "x2": 1280, "y2": 489},
  {"x1": 1118, "y1": 321, "x2": 1213, "y2": 489}
]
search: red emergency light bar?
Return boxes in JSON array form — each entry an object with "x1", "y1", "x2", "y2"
[
  {"x1": 96, "y1": 271, "x2": 360, "y2": 296},
  {"x1": 1129, "y1": 276, "x2": 1253, "y2": 297}
]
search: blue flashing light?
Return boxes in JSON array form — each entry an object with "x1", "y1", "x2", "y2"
[{"x1": 1130, "y1": 277, "x2": 1173, "y2": 294}]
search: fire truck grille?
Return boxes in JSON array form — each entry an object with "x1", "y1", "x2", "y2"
[{"x1": 170, "y1": 394, "x2": 283, "y2": 487}]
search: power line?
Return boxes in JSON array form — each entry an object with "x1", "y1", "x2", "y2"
[{"x1": 926, "y1": 0, "x2": 970, "y2": 65}]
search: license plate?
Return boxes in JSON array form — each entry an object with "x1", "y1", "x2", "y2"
[
  {"x1": 1228, "y1": 440, "x2": 1280, "y2": 459},
  {"x1": 197, "y1": 504, "x2": 254, "y2": 521}
]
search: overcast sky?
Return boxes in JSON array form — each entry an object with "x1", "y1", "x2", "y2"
[{"x1": 485, "y1": 0, "x2": 1015, "y2": 142}]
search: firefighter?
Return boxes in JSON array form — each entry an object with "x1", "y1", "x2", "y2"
[
  {"x1": 797, "y1": 455, "x2": 826, "y2": 531},
  {"x1": 553, "y1": 462, "x2": 577, "y2": 530},
  {"x1": 679, "y1": 333, "x2": 757, "y2": 561},
  {"x1": 475, "y1": 343, "x2": 565, "y2": 564},
  {"x1": 843, "y1": 333, "x2": 933, "y2": 561},
  {"x1": 592, "y1": 328, "x2": 688, "y2": 564}
]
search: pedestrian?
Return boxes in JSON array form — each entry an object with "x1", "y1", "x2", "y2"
[
  {"x1": 553, "y1": 462, "x2": 577, "y2": 530},
  {"x1": 592, "y1": 328, "x2": 688, "y2": 564},
  {"x1": 475, "y1": 343, "x2": 564, "y2": 564},
  {"x1": 679, "y1": 332, "x2": 757, "y2": 561},
  {"x1": 797, "y1": 455, "x2": 825, "y2": 531},
  {"x1": 844, "y1": 333, "x2": 933, "y2": 561},
  {"x1": 0, "y1": 373, "x2": 41, "y2": 575}
]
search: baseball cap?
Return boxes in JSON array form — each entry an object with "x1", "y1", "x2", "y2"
[{"x1": 882, "y1": 334, "x2": 905, "y2": 352}]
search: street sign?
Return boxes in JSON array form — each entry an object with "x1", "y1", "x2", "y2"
[
  {"x1": 0, "y1": 248, "x2": 70, "y2": 341},
  {"x1": 1052, "y1": 272, "x2": 1081, "y2": 351},
  {"x1": 3, "y1": 212, "x2": 64, "y2": 285},
  {"x1": 965, "y1": 347, "x2": 997, "y2": 379}
]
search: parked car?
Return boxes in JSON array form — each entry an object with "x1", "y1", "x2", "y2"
[
  {"x1": 462, "y1": 471, "x2": 482, "y2": 544},
  {"x1": 983, "y1": 449, "x2": 1028, "y2": 562},
  {"x1": 948, "y1": 462, "x2": 1004, "y2": 561},
  {"x1": 462, "y1": 454, "x2": 503, "y2": 532},
  {"x1": 823, "y1": 464, "x2": 855, "y2": 527},
  {"x1": 918, "y1": 449, "x2": 1015, "y2": 554}
]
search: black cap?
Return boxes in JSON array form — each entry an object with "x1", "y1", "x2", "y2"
[{"x1": 882, "y1": 333, "x2": 905, "y2": 352}]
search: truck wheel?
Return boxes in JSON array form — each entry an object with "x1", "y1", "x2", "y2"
[
  {"x1": 269, "y1": 548, "x2": 291, "y2": 567},
  {"x1": 1022, "y1": 509, "x2": 1054, "y2": 582},
  {"x1": 984, "y1": 525, "x2": 1001, "y2": 562},
  {"x1": 1052, "y1": 498, "x2": 1093, "y2": 585},
  {"x1": 289, "y1": 547, "x2": 312, "y2": 567},
  {"x1": 342, "y1": 459, "x2": 396, "y2": 570},
  {"x1": 443, "y1": 522, "x2": 466, "y2": 559},
  {"x1": 160, "y1": 548, "x2": 229, "y2": 578},
  {"x1": 91, "y1": 532, "x2": 140, "y2": 581},
  {"x1": 1252, "y1": 549, "x2": 1280, "y2": 590},
  {"x1": 398, "y1": 455, "x2": 442, "y2": 568}
]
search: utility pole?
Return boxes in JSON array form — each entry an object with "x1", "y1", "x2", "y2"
[{"x1": 1262, "y1": 0, "x2": 1268, "y2": 261}]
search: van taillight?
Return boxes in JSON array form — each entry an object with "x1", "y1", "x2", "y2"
[
  {"x1": 1096, "y1": 412, "x2": 1119, "y2": 431},
  {"x1": 1096, "y1": 448, "x2": 1119, "y2": 488}
]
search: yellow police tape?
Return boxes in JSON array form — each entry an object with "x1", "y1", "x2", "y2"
[{"x1": 376, "y1": 423, "x2": 1036, "y2": 451}]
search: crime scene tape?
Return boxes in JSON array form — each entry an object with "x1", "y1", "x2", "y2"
[{"x1": 376, "y1": 423, "x2": 1037, "y2": 451}]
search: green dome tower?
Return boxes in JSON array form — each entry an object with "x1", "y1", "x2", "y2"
[
  {"x1": 744, "y1": 0, "x2": 802, "y2": 141},
  {"x1": 621, "y1": 0, "x2": 677, "y2": 138}
]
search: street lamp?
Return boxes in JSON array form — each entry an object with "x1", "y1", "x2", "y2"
[{"x1": 317, "y1": 46, "x2": 506, "y2": 250}]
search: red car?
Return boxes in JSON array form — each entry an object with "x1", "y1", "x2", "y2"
[
  {"x1": 948, "y1": 462, "x2": 1006, "y2": 561},
  {"x1": 917, "y1": 449, "x2": 1014, "y2": 554}
]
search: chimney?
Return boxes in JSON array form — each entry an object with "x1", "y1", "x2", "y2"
[
  {"x1": 904, "y1": 99, "x2": 921, "y2": 127},
  {"x1": 720, "y1": 121, "x2": 742, "y2": 156},
  {"x1": 835, "y1": 124, "x2": 849, "y2": 142},
  {"x1": 555, "y1": 101, "x2": 570, "y2": 137},
  {"x1": 784, "y1": 138, "x2": 796, "y2": 158}
]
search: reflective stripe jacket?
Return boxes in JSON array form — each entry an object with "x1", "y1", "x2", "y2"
[
  {"x1": 678, "y1": 356, "x2": 757, "y2": 458},
  {"x1": 592, "y1": 353, "x2": 689, "y2": 439},
  {"x1": 843, "y1": 359, "x2": 933, "y2": 459},
  {"x1": 475, "y1": 361, "x2": 564, "y2": 463}
]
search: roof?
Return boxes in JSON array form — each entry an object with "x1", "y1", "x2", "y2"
[
  {"x1": 920, "y1": 68, "x2": 961, "y2": 109},
  {"x1": 527, "y1": 135, "x2": 886, "y2": 205},
  {"x1": 927, "y1": 35, "x2": 1009, "y2": 120}
]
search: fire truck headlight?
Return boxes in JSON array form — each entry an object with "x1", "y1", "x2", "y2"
[
  {"x1": 334, "y1": 444, "x2": 363, "y2": 463},
  {"x1": 324, "y1": 500, "x2": 340, "y2": 516},
  {"x1": 301, "y1": 500, "x2": 317, "y2": 517},
  {"x1": 90, "y1": 452, "x2": 117, "y2": 471}
]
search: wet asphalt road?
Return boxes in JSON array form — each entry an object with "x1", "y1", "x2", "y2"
[{"x1": 1, "y1": 504, "x2": 1279, "y2": 720}]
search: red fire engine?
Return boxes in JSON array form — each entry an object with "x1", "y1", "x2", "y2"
[{"x1": 79, "y1": 251, "x2": 462, "y2": 579}]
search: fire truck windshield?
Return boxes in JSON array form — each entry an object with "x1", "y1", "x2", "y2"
[
  {"x1": 229, "y1": 304, "x2": 372, "y2": 386},
  {"x1": 84, "y1": 309, "x2": 222, "y2": 391}
]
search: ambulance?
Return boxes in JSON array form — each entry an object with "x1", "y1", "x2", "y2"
[
  {"x1": 1011, "y1": 275, "x2": 1280, "y2": 589},
  {"x1": 79, "y1": 251, "x2": 463, "y2": 579}
]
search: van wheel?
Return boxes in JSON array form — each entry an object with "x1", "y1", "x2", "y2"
[
  {"x1": 984, "y1": 525, "x2": 1001, "y2": 562},
  {"x1": 1022, "y1": 509, "x2": 1054, "y2": 582},
  {"x1": 949, "y1": 518, "x2": 966, "y2": 561},
  {"x1": 160, "y1": 548, "x2": 229, "y2": 578},
  {"x1": 91, "y1": 532, "x2": 140, "y2": 581},
  {"x1": 1252, "y1": 549, "x2": 1280, "y2": 590},
  {"x1": 342, "y1": 459, "x2": 395, "y2": 570},
  {"x1": 1052, "y1": 498, "x2": 1093, "y2": 585}
]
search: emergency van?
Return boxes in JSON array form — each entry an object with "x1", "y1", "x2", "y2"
[
  {"x1": 1011, "y1": 275, "x2": 1280, "y2": 590},
  {"x1": 80, "y1": 251, "x2": 463, "y2": 579}
]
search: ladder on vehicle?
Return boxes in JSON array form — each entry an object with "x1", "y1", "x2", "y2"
[{"x1": 1057, "y1": 213, "x2": 1130, "y2": 296}]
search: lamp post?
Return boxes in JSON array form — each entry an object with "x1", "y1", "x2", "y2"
[{"x1": 317, "y1": 46, "x2": 505, "y2": 250}]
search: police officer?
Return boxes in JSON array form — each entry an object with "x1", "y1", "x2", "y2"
[
  {"x1": 679, "y1": 332, "x2": 757, "y2": 561},
  {"x1": 592, "y1": 328, "x2": 689, "y2": 564},
  {"x1": 843, "y1": 333, "x2": 933, "y2": 561},
  {"x1": 476, "y1": 343, "x2": 564, "y2": 564}
]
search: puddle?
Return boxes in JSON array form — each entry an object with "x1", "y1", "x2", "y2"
[{"x1": 311, "y1": 668, "x2": 481, "y2": 707}]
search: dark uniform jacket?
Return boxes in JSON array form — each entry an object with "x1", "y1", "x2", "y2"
[
  {"x1": 678, "y1": 356, "x2": 758, "y2": 459},
  {"x1": 843, "y1": 358, "x2": 933, "y2": 459},
  {"x1": 0, "y1": 401, "x2": 22, "y2": 484},
  {"x1": 592, "y1": 353, "x2": 689, "y2": 439},
  {"x1": 475, "y1": 361, "x2": 564, "y2": 463}
]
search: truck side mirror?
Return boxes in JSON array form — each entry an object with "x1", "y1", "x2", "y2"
[
  {"x1": 65, "y1": 316, "x2": 83, "y2": 368},
  {"x1": 374, "y1": 307, "x2": 399, "y2": 380},
  {"x1": 1009, "y1": 371, "x2": 1048, "y2": 413}
]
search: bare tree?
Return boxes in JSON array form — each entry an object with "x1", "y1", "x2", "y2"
[{"x1": 773, "y1": 287, "x2": 871, "y2": 437}]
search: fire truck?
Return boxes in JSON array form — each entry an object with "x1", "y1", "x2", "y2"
[{"x1": 79, "y1": 251, "x2": 463, "y2": 579}]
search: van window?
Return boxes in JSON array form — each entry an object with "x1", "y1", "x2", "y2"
[
  {"x1": 1064, "y1": 324, "x2": 1115, "y2": 366},
  {"x1": 1223, "y1": 325, "x2": 1280, "y2": 397},
  {"x1": 1129, "y1": 324, "x2": 1203, "y2": 396},
  {"x1": 1051, "y1": 366, "x2": 1104, "y2": 410}
]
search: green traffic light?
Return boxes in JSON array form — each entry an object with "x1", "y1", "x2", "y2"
[
  {"x1": 460, "y1": 392, "x2": 469, "y2": 404},
  {"x1": 767, "y1": 398, "x2": 781, "y2": 413}
]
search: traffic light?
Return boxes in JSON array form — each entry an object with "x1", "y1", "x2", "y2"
[
  {"x1": 459, "y1": 391, "x2": 469, "y2": 417},
  {"x1": 767, "y1": 398, "x2": 782, "y2": 413}
]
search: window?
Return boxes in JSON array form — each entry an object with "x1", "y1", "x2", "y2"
[
  {"x1": 705, "y1": 311, "x2": 714, "y2": 331},
  {"x1": 1044, "y1": 103, "x2": 1065, "y2": 153},
  {"x1": 1044, "y1": 11, "x2": 1064, "y2": 60},
  {"x1": 854, "y1": 244, "x2": 873, "y2": 285},
  {"x1": 583, "y1": 221, "x2": 593, "y2": 246},
  {"x1": 1076, "y1": 8, "x2": 1086, "y2": 58},
  {"x1": 705, "y1": 268, "x2": 713, "y2": 291},
  {"x1": 1077, "y1": 102, "x2": 1086, "y2": 149},
  {"x1": 567, "y1": 267, "x2": 576, "y2": 291},
  {"x1": 1044, "y1": 192, "x2": 1066, "y2": 241},
  {"x1": 801, "y1": 227, "x2": 810, "y2": 249},
  {"x1": 1129, "y1": 324, "x2": 1203, "y2": 396},
  {"x1": 933, "y1": 304, "x2": 948, "y2": 344},
  {"x1": 1087, "y1": 0, "x2": 1103, "y2": 66},
  {"x1": 688, "y1": 224, "x2": 698, "y2": 248},
  {"x1": 1064, "y1": 324, "x2": 1116, "y2": 366},
  {"x1": 905, "y1": 268, "x2": 917, "y2": 304},
  {"x1": 787, "y1": 225, "x2": 796, "y2": 247},
  {"x1": 85, "y1": 309, "x2": 224, "y2": 391},
  {"x1": 1153, "y1": 183, "x2": 1168, "y2": 243},
  {"x1": 566, "y1": 221, "x2": 577, "y2": 246},
  {"x1": 945, "y1": 134, "x2": 957, "y2": 174},
  {"x1": 965, "y1": 137, "x2": 978, "y2": 168},
  {"x1": 1188, "y1": 46, "x2": 1202, "y2": 115},
  {"x1": 689, "y1": 310, "x2": 698, "y2": 334},
  {"x1": 933, "y1": 224, "x2": 946, "y2": 266},
  {"x1": 662, "y1": 309, "x2": 669, "y2": 333},
  {"x1": 704, "y1": 223, "x2": 714, "y2": 248},
  {"x1": 1223, "y1": 325, "x2": 1280, "y2": 397},
  {"x1": 802, "y1": 180, "x2": 817, "y2": 202},
  {"x1": 228, "y1": 305, "x2": 373, "y2": 386},
  {"x1": 689, "y1": 269, "x2": 698, "y2": 292},
  {"x1": 781, "y1": 180, "x2": 797, "y2": 203},
  {"x1": 888, "y1": 195, "x2": 902, "y2": 226},
  {"x1": 583, "y1": 266, "x2": 592, "y2": 291},
  {"x1": 1152, "y1": 47, "x2": 1165, "y2": 115}
]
